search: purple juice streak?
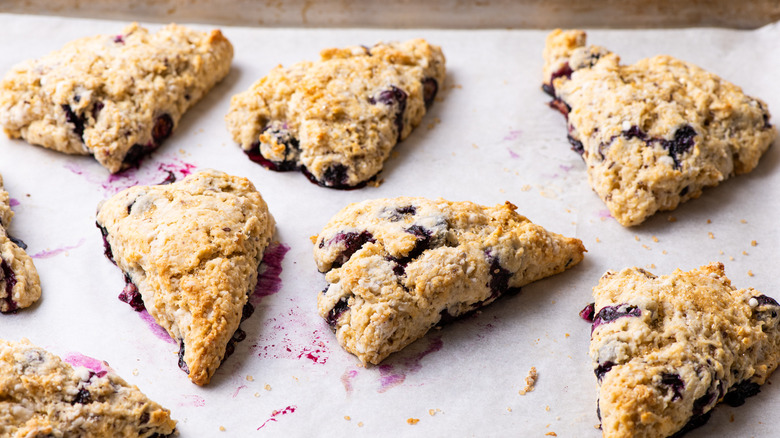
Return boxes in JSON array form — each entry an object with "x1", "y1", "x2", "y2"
[
  {"x1": 63, "y1": 353, "x2": 109, "y2": 378},
  {"x1": 507, "y1": 148, "x2": 520, "y2": 159},
  {"x1": 251, "y1": 242, "x2": 290, "y2": 304},
  {"x1": 30, "y1": 238, "x2": 86, "y2": 259},
  {"x1": 138, "y1": 310, "x2": 175, "y2": 344},
  {"x1": 377, "y1": 336, "x2": 443, "y2": 393},
  {"x1": 178, "y1": 394, "x2": 205, "y2": 407},
  {"x1": 597, "y1": 210, "x2": 613, "y2": 219},
  {"x1": 341, "y1": 368, "x2": 359, "y2": 394},
  {"x1": 66, "y1": 155, "x2": 197, "y2": 196},
  {"x1": 253, "y1": 305, "x2": 331, "y2": 364},
  {"x1": 257, "y1": 405, "x2": 297, "y2": 430},
  {"x1": 8, "y1": 198, "x2": 19, "y2": 208},
  {"x1": 503, "y1": 130, "x2": 522, "y2": 141},
  {"x1": 232, "y1": 385, "x2": 247, "y2": 398}
]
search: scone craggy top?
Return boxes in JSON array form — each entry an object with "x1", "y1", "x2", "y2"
[
  {"x1": 313, "y1": 197, "x2": 585, "y2": 365},
  {"x1": 0, "y1": 22, "x2": 234, "y2": 173},
  {"x1": 589, "y1": 263, "x2": 780, "y2": 438},
  {"x1": 96, "y1": 169, "x2": 275, "y2": 385},
  {"x1": 0, "y1": 338, "x2": 177, "y2": 437},
  {"x1": 543, "y1": 29, "x2": 776, "y2": 226},
  {"x1": 0, "y1": 173, "x2": 41, "y2": 313},
  {"x1": 226, "y1": 39, "x2": 445, "y2": 189}
]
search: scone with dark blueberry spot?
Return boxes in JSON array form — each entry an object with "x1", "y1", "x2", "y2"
[
  {"x1": 543, "y1": 29, "x2": 776, "y2": 226},
  {"x1": 0, "y1": 23, "x2": 233, "y2": 173},
  {"x1": 313, "y1": 197, "x2": 585, "y2": 364},
  {"x1": 96, "y1": 169, "x2": 275, "y2": 385},
  {"x1": 585, "y1": 263, "x2": 780, "y2": 437},
  {"x1": 0, "y1": 173, "x2": 40, "y2": 313},
  {"x1": 0, "y1": 338, "x2": 176, "y2": 437},
  {"x1": 226, "y1": 39, "x2": 445, "y2": 189}
]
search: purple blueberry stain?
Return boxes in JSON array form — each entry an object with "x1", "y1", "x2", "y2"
[
  {"x1": 376, "y1": 335, "x2": 443, "y2": 393},
  {"x1": 591, "y1": 304, "x2": 641, "y2": 331},
  {"x1": 251, "y1": 242, "x2": 290, "y2": 304},
  {"x1": 29, "y1": 238, "x2": 86, "y2": 259},
  {"x1": 8, "y1": 198, "x2": 20, "y2": 208}
]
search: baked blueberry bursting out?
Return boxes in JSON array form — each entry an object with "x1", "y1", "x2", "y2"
[
  {"x1": 244, "y1": 124, "x2": 301, "y2": 172},
  {"x1": 591, "y1": 303, "x2": 641, "y2": 331},
  {"x1": 118, "y1": 275, "x2": 145, "y2": 312},
  {"x1": 326, "y1": 297, "x2": 351, "y2": 329},
  {"x1": 61, "y1": 104, "x2": 86, "y2": 140},
  {"x1": 121, "y1": 113, "x2": 174, "y2": 169},
  {"x1": 96, "y1": 223, "x2": 115, "y2": 265},
  {"x1": 321, "y1": 231, "x2": 376, "y2": 269},
  {"x1": 1, "y1": 257, "x2": 19, "y2": 313}
]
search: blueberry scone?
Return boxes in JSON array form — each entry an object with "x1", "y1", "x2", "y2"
[
  {"x1": 226, "y1": 39, "x2": 445, "y2": 189},
  {"x1": 0, "y1": 173, "x2": 41, "y2": 313},
  {"x1": 96, "y1": 169, "x2": 275, "y2": 385},
  {"x1": 314, "y1": 197, "x2": 586, "y2": 364},
  {"x1": 0, "y1": 338, "x2": 176, "y2": 437},
  {"x1": 0, "y1": 23, "x2": 233, "y2": 173},
  {"x1": 543, "y1": 29, "x2": 776, "y2": 226},
  {"x1": 584, "y1": 263, "x2": 780, "y2": 437}
]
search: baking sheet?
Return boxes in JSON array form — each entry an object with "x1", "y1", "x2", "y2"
[{"x1": 1, "y1": 14, "x2": 779, "y2": 436}]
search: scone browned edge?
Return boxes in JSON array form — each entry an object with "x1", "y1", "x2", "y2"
[
  {"x1": 313, "y1": 197, "x2": 585, "y2": 364},
  {"x1": 0, "y1": 338, "x2": 177, "y2": 437},
  {"x1": 0, "y1": 173, "x2": 41, "y2": 313},
  {"x1": 585, "y1": 263, "x2": 780, "y2": 438},
  {"x1": 96, "y1": 169, "x2": 275, "y2": 385},
  {"x1": 0, "y1": 23, "x2": 233, "y2": 173}
]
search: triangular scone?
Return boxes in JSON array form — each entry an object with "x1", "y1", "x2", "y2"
[
  {"x1": 542, "y1": 29, "x2": 776, "y2": 226},
  {"x1": 226, "y1": 39, "x2": 445, "y2": 189},
  {"x1": 314, "y1": 197, "x2": 586, "y2": 364},
  {"x1": 96, "y1": 169, "x2": 275, "y2": 385},
  {"x1": 0, "y1": 338, "x2": 176, "y2": 437},
  {"x1": 587, "y1": 263, "x2": 780, "y2": 437},
  {"x1": 0, "y1": 23, "x2": 233, "y2": 173},
  {"x1": 0, "y1": 173, "x2": 41, "y2": 313}
]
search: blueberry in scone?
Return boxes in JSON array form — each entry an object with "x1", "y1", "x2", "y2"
[
  {"x1": 96, "y1": 169, "x2": 275, "y2": 385},
  {"x1": 226, "y1": 39, "x2": 446, "y2": 189},
  {"x1": 0, "y1": 338, "x2": 177, "y2": 437},
  {"x1": 0, "y1": 173, "x2": 41, "y2": 313},
  {"x1": 0, "y1": 23, "x2": 233, "y2": 173},
  {"x1": 313, "y1": 197, "x2": 586, "y2": 364},
  {"x1": 586, "y1": 263, "x2": 780, "y2": 437},
  {"x1": 543, "y1": 29, "x2": 776, "y2": 226}
]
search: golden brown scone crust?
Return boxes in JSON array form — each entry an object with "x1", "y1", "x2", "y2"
[
  {"x1": 543, "y1": 29, "x2": 776, "y2": 226},
  {"x1": 0, "y1": 338, "x2": 177, "y2": 437},
  {"x1": 226, "y1": 39, "x2": 445, "y2": 188},
  {"x1": 96, "y1": 169, "x2": 275, "y2": 385},
  {"x1": 0, "y1": 23, "x2": 233, "y2": 173},
  {"x1": 314, "y1": 197, "x2": 585, "y2": 364},
  {"x1": 589, "y1": 263, "x2": 780, "y2": 437}
]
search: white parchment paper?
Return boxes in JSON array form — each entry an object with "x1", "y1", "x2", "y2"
[{"x1": 1, "y1": 14, "x2": 779, "y2": 437}]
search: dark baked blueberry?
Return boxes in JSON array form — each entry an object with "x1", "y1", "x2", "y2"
[
  {"x1": 679, "y1": 186, "x2": 689, "y2": 197},
  {"x1": 151, "y1": 114, "x2": 174, "y2": 145},
  {"x1": 177, "y1": 340, "x2": 189, "y2": 374},
  {"x1": 486, "y1": 253, "x2": 513, "y2": 300},
  {"x1": 386, "y1": 205, "x2": 417, "y2": 221},
  {"x1": 755, "y1": 295, "x2": 780, "y2": 307},
  {"x1": 61, "y1": 104, "x2": 86, "y2": 140},
  {"x1": 113, "y1": 35, "x2": 125, "y2": 44},
  {"x1": 91, "y1": 101, "x2": 104, "y2": 120},
  {"x1": 122, "y1": 144, "x2": 148, "y2": 168},
  {"x1": 692, "y1": 389, "x2": 718, "y2": 416},
  {"x1": 7, "y1": 234, "x2": 27, "y2": 250},
  {"x1": 322, "y1": 164, "x2": 350, "y2": 187},
  {"x1": 96, "y1": 223, "x2": 116, "y2": 265},
  {"x1": 422, "y1": 77, "x2": 438, "y2": 109},
  {"x1": 326, "y1": 296, "x2": 351, "y2": 329},
  {"x1": 71, "y1": 388, "x2": 92, "y2": 405},
  {"x1": 567, "y1": 134, "x2": 585, "y2": 156},
  {"x1": 594, "y1": 361, "x2": 613, "y2": 382},
  {"x1": 592, "y1": 304, "x2": 641, "y2": 331},
  {"x1": 723, "y1": 380, "x2": 761, "y2": 407},
  {"x1": 580, "y1": 303, "x2": 596, "y2": 322},
  {"x1": 223, "y1": 327, "x2": 247, "y2": 360},
  {"x1": 370, "y1": 85, "x2": 408, "y2": 141},
  {"x1": 623, "y1": 125, "x2": 647, "y2": 140},
  {"x1": 660, "y1": 125, "x2": 696, "y2": 169},
  {"x1": 245, "y1": 124, "x2": 301, "y2": 172},
  {"x1": 387, "y1": 225, "x2": 434, "y2": 276},
  {"x1": 118, "y1": 274, "x2": 145, "y2": 312},
  {"x1": 660, "y1": 373, "x2": 685, "y2": 401},
  {"x1": 241, "y1": 301, "x2": 255, "y2": 322},
  {"x1": 158, "y1": 170, "x2": 176, "y2": 185},
  {"x1": 140, "y1": 412, "x2": 150, "y2": 424},
  {"x1": 328, "y1": 231, "x2": 376, "y2": 269},
  {"x1": 1, "y1": 257, "x2": 19, "y2": 314},
  {"x1": 543, "y1": 64, "x2": 574, "y2": 96},
  {"x1": 548, "y1": 98, "x2": 571, "y2": 118},
  {"x1": 669, "y1": 411, "x2": 712, "y2": 438}
]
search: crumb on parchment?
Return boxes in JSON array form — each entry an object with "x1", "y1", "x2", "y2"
[
  {"x1": 519, "y1": 366, "x2": 538, "y2": 395},
  {"x1": 407, "y1": 418, "x2": 420, "y2": 425}
]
